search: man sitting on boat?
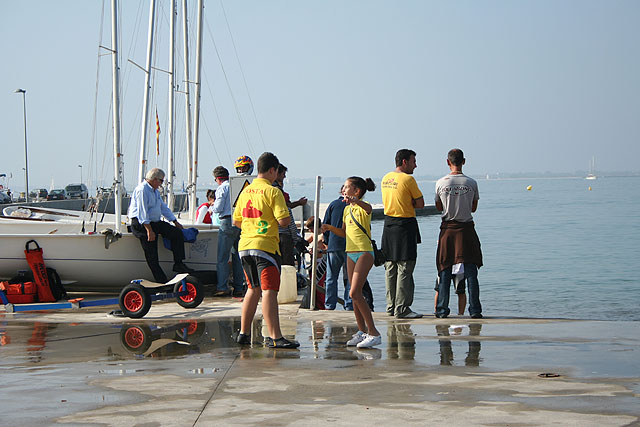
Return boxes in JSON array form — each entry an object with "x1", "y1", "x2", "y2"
[{"x1": 128, "y1": 168, "x2": 194, "y2": 283}]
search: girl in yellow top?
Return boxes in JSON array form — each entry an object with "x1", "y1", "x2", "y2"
[{"x1": 322, "y1": 177, "x2": 381, "y2": 348}]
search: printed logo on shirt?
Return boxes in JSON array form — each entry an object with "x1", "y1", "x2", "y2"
[
  {"x1": 242, "y1": 200, "x2": 263, "y2": 218},
  {"x1": 441, "y1": 185, "x2": 471, "y2": 196},
  {"x1": 256, "y1": 220, "x2": 268, "y2": 234},
  {"x1": 381, "y1": 177, "x2": 398, "y2": 190}
]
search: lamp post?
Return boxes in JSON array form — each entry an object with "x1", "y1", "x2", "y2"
[
  {"x1": 15, "y1": 89, "x2": 29, "y2": 203},
  {"x1": 78, "y1": 164, "x2": 83, "y2": 184}
]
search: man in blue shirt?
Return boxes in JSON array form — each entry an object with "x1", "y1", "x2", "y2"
[
  {"x1": 128, "y1": 168, "x2": 193, "y2": 283},
  {"x1": 212, "y1": 166, "x2": 244, "y2": 297}
]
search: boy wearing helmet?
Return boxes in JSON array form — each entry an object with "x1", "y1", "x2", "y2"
[{"x1": 234, "y1": 155, "x2": 254, "y2": 176}]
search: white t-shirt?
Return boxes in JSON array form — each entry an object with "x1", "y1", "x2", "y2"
[{"x1": 434, "y1": 173, "x2": 479, "y2": 222}]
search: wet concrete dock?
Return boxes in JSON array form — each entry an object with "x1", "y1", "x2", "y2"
[{"x1": 1, "y1": 297, "x2": 639, "y2": 426}]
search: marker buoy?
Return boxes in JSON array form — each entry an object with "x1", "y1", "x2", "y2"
[
  {"x1": 588, "y1": 186, "x2": 592, "y2": 191},
  {"x1": 526, "y1": 185, "x2": 532, "y2": 191}
]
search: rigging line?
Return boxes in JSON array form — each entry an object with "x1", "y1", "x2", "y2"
[
  {"x1": 204, "y1": 20, "x2": 256, "y2": 158},
  {"x1": 219, "y1": 0, "x2": 267, "y2": 152},
  {"x1": 200, "y1": 115, "x2": 223, "y2": 165},
  {"x1": 202, "y1": 72, "x2": 232, "y2": 164},
  {"x1": 91, "y1": 0, "x2": 107, "y2": 192}
]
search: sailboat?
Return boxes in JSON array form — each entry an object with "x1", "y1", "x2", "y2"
[
  {"x1": 0, "y1": 0, "x2": 219, "y2": 291},
  {"x1": 586, "y1": 156, "x2": 597, "y2": 180}
]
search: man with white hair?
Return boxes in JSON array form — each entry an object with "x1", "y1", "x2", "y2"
[{"x1": 128, "y1": 167, "x2": 194, "y2": 283}]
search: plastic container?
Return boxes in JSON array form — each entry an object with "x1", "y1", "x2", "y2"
[{"x1": 277, "y1": 265, "x2": 297, "y2": 304}]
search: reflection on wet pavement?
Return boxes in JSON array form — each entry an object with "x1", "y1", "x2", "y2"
[
  {"x1": 1, "y1": 317, "x2": 639, "y2": 377},
  {"x1": 0, "y1": 318, "x2": 489, "y2": 364}
]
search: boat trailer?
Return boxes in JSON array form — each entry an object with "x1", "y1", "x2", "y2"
[{"x1": 0, "y1": 273, "x2": 204, "y2": 319}]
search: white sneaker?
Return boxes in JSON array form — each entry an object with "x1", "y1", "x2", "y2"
[
  {"x1": 346, "y1": 331, "x2": 366, "y2": 346},
  {"x1": 357, "y1": 334, "x2": 382, "y2": 348}
]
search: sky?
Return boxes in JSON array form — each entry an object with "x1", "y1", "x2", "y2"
[{"x1": 1, "y1": 0, "x2": 639, "y2": 194}]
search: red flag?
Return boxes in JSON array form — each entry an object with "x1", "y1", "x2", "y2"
[{"x1": 155, "y1": 109, "x2": 160, "y2": 156}]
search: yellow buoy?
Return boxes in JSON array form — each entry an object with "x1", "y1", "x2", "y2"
[
  {"x1": 526, "y1": 185, "x2": 532, "y2": 191},
  {"x1": 588, "y1": 186, "x2": 592, "y2": 191}
]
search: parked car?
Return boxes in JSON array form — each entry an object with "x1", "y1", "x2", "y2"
[
  {"x1": 29, "y1": 189, "x2": 48, "y2": 200},
  {"x1": 47, "y1": 189, "x2": 67, "y2": 200},
  {"x1": 65, "y1": 183, "x2": 89, "y2": 199}
]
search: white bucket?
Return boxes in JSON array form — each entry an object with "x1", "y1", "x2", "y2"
[{"x1": 277, "y1": 265, "x2": 297, "y2": 304}]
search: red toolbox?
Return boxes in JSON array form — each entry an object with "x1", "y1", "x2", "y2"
[{"x1": 0, "y1": 281, "x2": 38, "y2": 304}]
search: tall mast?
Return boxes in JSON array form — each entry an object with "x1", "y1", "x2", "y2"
[
  {"x1": 190, "y1": 0, "x2": 204, "y2": 220},
  {"x1": 137, "y1": 0, "x2": 157, "y2": 184},
  {"x1": 167, "y1": 0, "x2": 177, "y2": 210},
  {"x1": 182, "y1": 0, "x2": 194, "y2": 212},
  {"x1": 111, "y1": 0, "x2": 123, "y2": 233}
]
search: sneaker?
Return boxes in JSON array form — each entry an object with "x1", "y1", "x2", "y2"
[
  {"x1": 396, "y1": 311, "x2": 423, "y2": 319},
  {"x1": 357, "y1": 334, "x2": 382, "y2": 348},
  {"x1": 346, "y1": 330, "x2": 366, "y2": 346},
  {"x1": 173, "y1": 263, "x2": 195, "y2": 273},
  {"x1": 236, "y1": 333, "x2": 251, "y2": 345},
  {"x1": 470, "y1": 313, "x2": 483, "y2": 319},
  {"x1": 266, "y1": 337, "x2": 300, "y2": 349}
]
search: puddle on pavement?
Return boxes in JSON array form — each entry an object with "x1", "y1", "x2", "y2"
[{"x1": 0, "y1": 318, "x2": 638, "y2": 378}]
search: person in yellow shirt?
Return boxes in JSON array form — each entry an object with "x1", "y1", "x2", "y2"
[
  {"x1": 233, "y1": 152, "x2": 300, "y2": 349},
  {"x1": 322, "y1": 176, "x2": 381, "y2": 348},
  {"x1": 380, "y1": 149, "x2": 425, "y2": 319}
]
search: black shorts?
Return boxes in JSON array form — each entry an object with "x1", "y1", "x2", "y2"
[{"x1": 241, "y1": 254, "x2": 282, "y2": 291}]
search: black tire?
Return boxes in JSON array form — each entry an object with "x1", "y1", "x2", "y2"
[
  {"x1": 120, "y1": 324, "x2": 152, "y2": 354},
  {"x1": 173, "y1": 275, "x2": 204, "y2": 309},
  {"x1": 119, "y1": 283, "x2": 152, "y2": 318}
]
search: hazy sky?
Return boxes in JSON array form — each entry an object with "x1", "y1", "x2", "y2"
[{"x1": 1, "y1": 0, "x2": 639, "y2": 192}]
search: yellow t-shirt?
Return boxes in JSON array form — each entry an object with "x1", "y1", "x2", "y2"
[
  {"x1": 233, "y1": 178, "x2": 289, "y2": 254},
  {"x1": 381, "y1": 171, "x2": 423, "y2": 218},
  {"x1": 343, "y1": 202, "x2": 373, "y2": 252}
]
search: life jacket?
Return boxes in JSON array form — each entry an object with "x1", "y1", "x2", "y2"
[{"x1": 197, "y1": 202, "x2": 212, "y2": 224}]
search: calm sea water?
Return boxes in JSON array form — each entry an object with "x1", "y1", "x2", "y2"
[{"x1": 285, "y1": 175, "x2": 640, "y2": 321}]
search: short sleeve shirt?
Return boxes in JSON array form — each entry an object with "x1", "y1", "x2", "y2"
[
  {"x1": 381, "y1": 172, "x2": 423, "y2": 218},
  {"x1": 434, "y1": 173, "x2": 479, "y2": 222},
  {"x1": 343, "y1": 202, "x2": 373, "y2": 252},
  {"x1": 233, "y1": 178, "x2": 289, "y2": 254}
]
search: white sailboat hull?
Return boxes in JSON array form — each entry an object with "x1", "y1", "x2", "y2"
[{"x1": 0, "y1": 228, "x2": 219, "y2": 291}]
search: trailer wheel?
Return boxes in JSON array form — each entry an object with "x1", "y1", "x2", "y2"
[
  {"x1": 119, "y1": 283, "x2": 152, "y2": 318},
  {"x1": 120, "y1": 324, "x2": 152, "y2": 353},
  {"x1": 174, "y1": 320, "x2": 206, "y2": 342},
  {"x1": 174, "y1": 275, "x2": 204, "y2": 309}
]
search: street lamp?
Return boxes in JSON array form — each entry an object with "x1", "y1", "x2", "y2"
[
  {"x1": 15, "y1": 88, "x2": 29, "y2": 203},
  {"x1": 78, "y1": 165, "x2": 83, "y2": 184}
]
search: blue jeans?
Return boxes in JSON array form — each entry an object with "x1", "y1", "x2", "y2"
[
  {"x1": 216, "y1": 218, "x2": 244, "y2": 293},
  {"x1": 436, "y1": 263, "x2": 481, "y2": 317},
  {"x1": 325, "y1": 251, "x2": 352, "y2": 310}
]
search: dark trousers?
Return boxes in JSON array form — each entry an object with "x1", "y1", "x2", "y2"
[
  {"x1": 279, "y1": 233, "x2": 295, "y2": 266},
  {"x1": 131, "y1": 218, "x2": 185, "y2": 283}
]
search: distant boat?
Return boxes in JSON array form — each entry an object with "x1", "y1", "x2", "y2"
[{"x1": 586, "y1": 156, "x2": 597, "y2": 180}]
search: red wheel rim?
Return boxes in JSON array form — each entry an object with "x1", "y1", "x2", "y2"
[
  {"x1": 124, "y1": 290, "x2": 143, "y2": 312},
  {"x1": 187, "y1": 321, "x2": 199, "y2": 335},
  {"x1": 124, "y1": 327, "x2": 145, "y2": 348},
  {"x1": 179, "y1": 283, "x2": 197, "y2": 303}
]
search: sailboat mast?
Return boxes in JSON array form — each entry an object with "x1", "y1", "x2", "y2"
[
  {"x1": 190, "y1": 0, "x2": 204, "y2": 220},
  {"x1": 111, "y1": 0, "x2": 123, "y2": 233},
  {"x1": 167, "y1": 0, "x2": 177, "y2": 210},
  {"x1": 137, "y1": 0, "x2": 157, "y2": 185},
  {"x1": 182, "y1": 0, "x2": 194, "y2": 215}
]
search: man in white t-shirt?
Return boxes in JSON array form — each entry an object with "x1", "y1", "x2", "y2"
[{"x1": 434, "y1": 149, "x2": 483, "y2": 319}]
